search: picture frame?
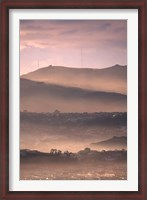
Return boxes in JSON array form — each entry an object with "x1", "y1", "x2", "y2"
[{"x1": 0, "y1": 0, "x2": 146, "y2": 199}]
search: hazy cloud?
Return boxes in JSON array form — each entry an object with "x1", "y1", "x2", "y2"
[{"x1": 20, "y1": 20, "x2": 127, "y2": 74}]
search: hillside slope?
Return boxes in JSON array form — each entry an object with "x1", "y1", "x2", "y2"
[
  {"x1": 22, "y1": 65, "x2": 127, "y2": 94},
  {"x1": 20, "y1": 78, "x2": 127, "y2": 113}
]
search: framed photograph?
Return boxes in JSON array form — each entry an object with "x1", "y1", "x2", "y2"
[{"x1": 0, "y1": 0, "x2": 146, "y2": 199}]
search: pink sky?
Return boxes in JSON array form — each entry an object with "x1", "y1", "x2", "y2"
[{"x1": 20, "y1": 20, "x2": 127, "y2": 75}]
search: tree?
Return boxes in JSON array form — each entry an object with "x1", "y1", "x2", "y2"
[
  {"x1": 84, "y1": 148, "x2": 91, "y2": 153},
  {"x1": 64, "y1": 150, "x2": 70, "y2": 157},
  {"x1": 50, "y1": 149, "x2": 58, "y2": 155},
  {"x1": 57, "y1": 150, "x2": 62, "y2": 155}
]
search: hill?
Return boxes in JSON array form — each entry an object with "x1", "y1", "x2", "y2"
[
  {"x1": 91, "y1": 136, "x2": 127, "y2": 150},
  {"x1": 20, "y1": 78, "x2": 127, "y2": 113},
  {"x1": 21, "y1": 65, "x2": 127, "y2": 94}
]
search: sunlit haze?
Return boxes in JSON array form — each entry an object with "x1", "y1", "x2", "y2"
[
  {"x1": 20, "y1": 20, "x2": 127, "y2": 75},
  {"x1": 20, "y1": 20, "x2": 127, "y2": 181}
]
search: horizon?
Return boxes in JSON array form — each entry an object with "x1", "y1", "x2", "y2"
[{"x1": 20, "y1": 63, "x2": 127, "y2": 76}]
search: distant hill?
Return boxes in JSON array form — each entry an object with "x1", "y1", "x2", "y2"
[
  {"x1": 21, "y1": 65, "x2": 127, "y2": 94},
  {"x1": 20, "y1": 78, "x2": 127, "y2": 113},
  {"x1": 91, "y1": 136, "x2": 127, "y2": 150},
  {"x1": 20, "y1": 111, "x2": 127, "y2": 127}
]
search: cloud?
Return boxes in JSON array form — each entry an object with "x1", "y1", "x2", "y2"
[
  {"x1": 20, "y1": 20, "x2": 127, "y2": 50},
  {"x1": 20, "y1": 20, "x2": 127, "y2": 74}
]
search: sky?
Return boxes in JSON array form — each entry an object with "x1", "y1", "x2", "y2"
[{"x1": 20, "y1": 20, "x2": 127, "y2": 75}]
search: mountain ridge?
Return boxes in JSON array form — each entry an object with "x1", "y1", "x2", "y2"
[
  {"x1": 20, "y1": 78, "x2": 127, "y2": 113},
  {"x1": 21, "y1": 64, "x2": 127, "y2": 76},
  {"x1": 21, "y1": 64, "x2": 127, "y2": 95},
  {"x1": 91, "y1": 136, "x2": 127, "y2": 150}
]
